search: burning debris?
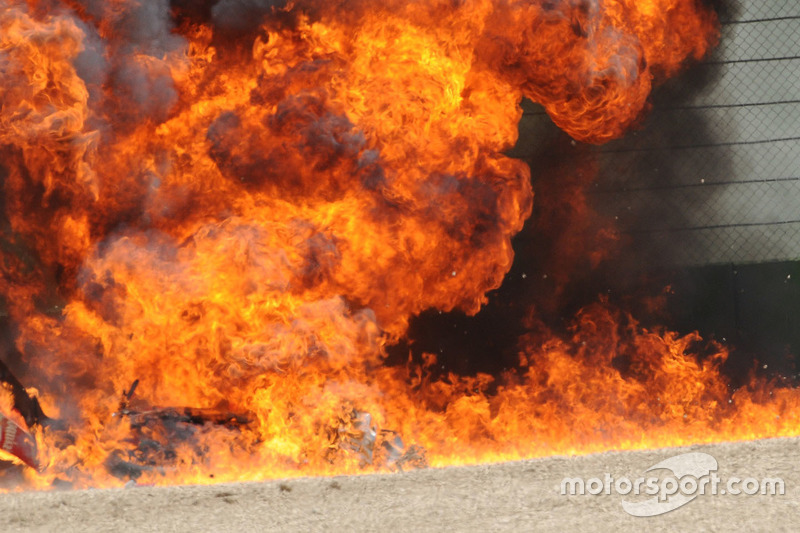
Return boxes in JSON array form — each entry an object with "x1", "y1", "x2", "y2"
[
  {"x1": 103, "y1": 380, "x2": 250, "y2": 482},
  {"x1": 105, "y1": 388, "x2": 429, "y2": 483},
  {"x1": 0, "y1": 356, "x2": 49, "y2": 429},
  {"x1": 0, "y1": 412, "x2": 38, "y2": 471},
  {"x1": 114, "y1": 380, "x2": 251, "y2": 429},
  {"x1": 0, "y1": 0, "x2": 798, "y2": 492},
  {"x1": 0, "y1": 355, "x2": 45, "y2": 472},
  {"x1": 330, "y1": 408, "x2": 428, "y2": 472}
]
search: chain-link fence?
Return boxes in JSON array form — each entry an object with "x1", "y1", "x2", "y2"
[{"x1": 517, "y1": 0, "x2": 800, "y2": 267}]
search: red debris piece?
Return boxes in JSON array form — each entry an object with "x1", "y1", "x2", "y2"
[{"x1": 0, "y1": 411, "x2": 39, "y2": 470}]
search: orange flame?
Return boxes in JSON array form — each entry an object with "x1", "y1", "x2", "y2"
[{"x1": 2, "y1": 0, "x2": 796, "y2": 491}]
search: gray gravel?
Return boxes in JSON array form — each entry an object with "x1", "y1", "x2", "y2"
[{"x1": 1, "y1": 437, "x2": 798, "y2": 532}]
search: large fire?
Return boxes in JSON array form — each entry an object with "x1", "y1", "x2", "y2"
[{"x1": 0, "y1": 0, "x2": 797, "y2": 491}]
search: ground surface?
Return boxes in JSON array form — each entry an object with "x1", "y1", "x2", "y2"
[{"x1": 0, "y1": 437, "x2": 798, "y2": 532}]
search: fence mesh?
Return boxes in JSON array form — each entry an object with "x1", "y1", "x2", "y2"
[{"x1": 516, "y1": 0, "x2": 800, "y2": 267}]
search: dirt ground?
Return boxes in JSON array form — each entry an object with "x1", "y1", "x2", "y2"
[{"x1": 1, "y1": 437, "x2": 798, "y2": 532}]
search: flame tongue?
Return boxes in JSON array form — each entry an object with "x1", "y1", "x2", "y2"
[{"x1": 3, "y1": 0, "x2": 794, "y2": 491}]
